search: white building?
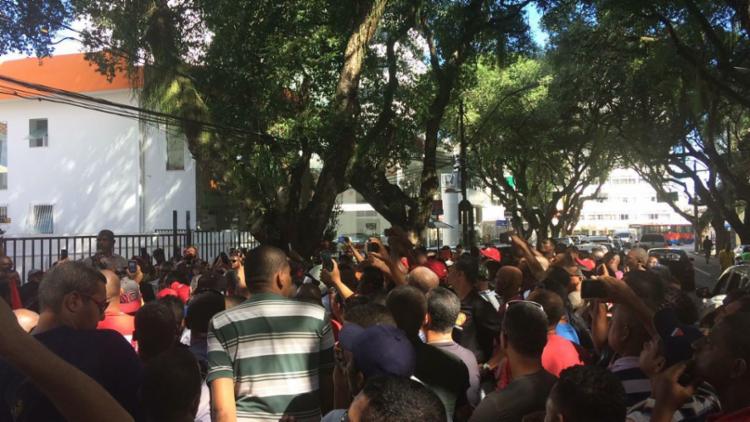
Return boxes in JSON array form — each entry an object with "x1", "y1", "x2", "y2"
[
  {"x1": 336, "y1": 168, "x2": 509, "y2": 246},
  {"x1": 0, "y1": 53, "x2": 196, "y2": 235},
  {"x1": 336, "y1": 167, "x2": 692, "y2": 244},
  {"x1": 575, "y1": 168, "x2": 692, "y2": 236}
]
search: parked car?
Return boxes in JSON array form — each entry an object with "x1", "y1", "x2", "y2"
[
  {"x1": 710, "y1": 265, "x2": 750, "y2": 297},
  {"x1": 734, "y1": 244, "x2": 750, "y2": 264},
  {"x1": 613, "y1": 231, "x2": 633, "y2": 247},
  {"x1": 588, "y1": 236, "x2": 623, "y2": 252},
  {"x1": 698, "y1": 265, "x2": 750, "y2": 318},
  {"x1": 647, "y1": 248, "x2": 696, "y2": 291},
  {"x1": 571, "y1": 235, "x2": 587, "y2": 244},
  {"x1": 553, "y1": 237, "x2": 575, "y2": 247},
  {"x1": 575, "y1": 242, "x2": 609, "y2": 255},
  {"x1": 639, "y1": 233, "x2": 669, "y2": 250}
]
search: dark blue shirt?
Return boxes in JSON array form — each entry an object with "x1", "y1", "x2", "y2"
[{"x1": 0, "y1": 326, "x2": 143, "y2": 422}]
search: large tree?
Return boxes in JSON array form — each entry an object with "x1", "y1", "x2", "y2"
[
  {"x1": 466, "y1": 56, "x2": 615, "y2": 240},
  {"x1": 63, "y1": 0, "x2": 390, "y2": 257},
  {"x1": 349, "y1": 0, "x2": 533, "y2": 238},
  {"x1": 543, "y1": 0, "x2": 750, "y2": 243},
  {"x1": 60, "y1": 0, "x2": 536, "y2": 253}
]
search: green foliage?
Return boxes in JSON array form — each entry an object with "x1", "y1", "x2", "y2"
[
  {"x1": 0, "y1": 1, "x2": 71, "y2": 56},
  {"x1": 466, "y1": 53, "x2": 615, "y2": 238},
  {"x1": 542, "y1": 0, "x2": 750, "y2": 241}
]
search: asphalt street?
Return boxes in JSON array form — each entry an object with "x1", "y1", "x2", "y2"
[{"x1": 679, "y1": 245, "x2": 723, "y2": 290}]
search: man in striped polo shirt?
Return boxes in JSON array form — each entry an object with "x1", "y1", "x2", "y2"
[{"x1": 208, "y1": 246, "x2": 335, "y2": 421}]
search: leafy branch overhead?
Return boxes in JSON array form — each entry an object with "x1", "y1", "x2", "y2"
[{"x1": 466, "y1": 56, "x2": 615, "y2": 239}]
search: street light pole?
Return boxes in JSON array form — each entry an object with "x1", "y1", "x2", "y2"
[
  {"x1": 458, "y1": 99, "x2": 474, "y2": 247},
  {"x1": 693, "y1": 160, "x2": 699, "y2": 252}
]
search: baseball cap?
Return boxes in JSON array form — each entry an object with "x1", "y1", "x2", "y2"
[
  {"x1": 654, "y1": 308, "x2": 703, "y2": 368},
  {"x1": 575, "y1": 257, "x2": 595, "y2": 271},
  {"x1": 339, "y1": 323, "x2": 416, "y2": 379},
  {"x1": 422, "y1": 259, "x2": 448, "y2": 280},
  {"x1": 120, "y1": 293, "x2": 142, "y2": 315},
  {"x1": 480, "y1": 247, "x2": 501, "y2": 263}
]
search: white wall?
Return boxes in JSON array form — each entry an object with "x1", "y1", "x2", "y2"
[
  {"x1": 142, "y1": 122, "x2": 196, "y2": 232},
  {"x1": 0, "y1": 89, "x2": 196, "y2": 235},
  {"x1": 336, "y1": 189, "x2": 389, "y2": 236}
]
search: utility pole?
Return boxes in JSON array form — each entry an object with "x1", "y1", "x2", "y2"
[
  {"x1": 693, "y1": 160, "x2": 699, "y2": 252},
  {"x1": 458, "y1": 99, "x2": 474, "y2": 247}
]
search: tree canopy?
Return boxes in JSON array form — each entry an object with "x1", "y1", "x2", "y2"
[
  {"x1": 6, "y1": 0, "x2": 750, "y2": 247},
  {"x1": 466, "y1": 55, "x2": 616, "y2": 240}
]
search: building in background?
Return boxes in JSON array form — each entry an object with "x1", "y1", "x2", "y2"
[
  {"x1": 0, "y1": 53, "x2": 196, "y2": 235},
  {"x1": 336, "y1": 167, "x2": 693, "y2": 246},
  {"x1": 574, "y1": 168, "x2": 692, "y2": 239}
]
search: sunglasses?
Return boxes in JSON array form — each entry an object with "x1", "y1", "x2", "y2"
[
  {"x1": 80, "y1": 293, "x2": 109, "y2": 314},
  {"x1": 505, "y1": 299, "x2": 545, "y2": 313}
]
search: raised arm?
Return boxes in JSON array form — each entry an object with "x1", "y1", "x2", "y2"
[
  {"x1": 321, "y1": 260, "x2": 355, "y2": 300},
  {"x1": 599, "y1": 276, "x2": 657, "y2": 338},
  {"x1": 511, "y1": 235, "x2": 545, "y2": 279},
  {"x1": 346, "y1": 240, "x2": 365, "y2": 264}
]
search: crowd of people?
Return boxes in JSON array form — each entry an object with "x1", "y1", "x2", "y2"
[{"x1": 0, "y1": 227, "x2": 749, "y2": 422}]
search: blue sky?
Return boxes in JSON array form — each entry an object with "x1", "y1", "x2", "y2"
[
  {"x1": 1, "y1": 5, "x2": 552, "y2": 62},
  {"x1": 525, "y1": 3, "x2": 550, "y2": 47}
]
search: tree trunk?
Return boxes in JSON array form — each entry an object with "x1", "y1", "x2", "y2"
[
  {"x1": 711, "y1": 214, "x2": 730, "y2": 250},
  {"x1": 293, "y1": 0, "x2": 389, "y2": 257},
  {"x1": 736, "y1": 204, "x2": 750, "y2": 243}
]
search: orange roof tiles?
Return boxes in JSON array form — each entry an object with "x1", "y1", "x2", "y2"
[{"x1": 0, "y1": 53, "x2": 141, "y2": 101}]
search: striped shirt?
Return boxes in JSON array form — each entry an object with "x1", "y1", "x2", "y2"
[
  {"x1": 627, "y1": 382, "x2": 721, "y2": 422},
  {"x1": 207, "y1": 292, "x2": 335, "y2": 421},
  {"x1": 610, "y1": 356, "x2": 652, "y2": 407}
]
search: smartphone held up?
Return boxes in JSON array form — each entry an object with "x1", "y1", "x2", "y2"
[{"x1": 580, "y1": 279, "x2": 608, "y2": 299}]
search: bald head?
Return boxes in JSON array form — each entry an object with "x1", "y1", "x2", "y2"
[
  {"x1": 627, "y1": 247, "x2": 648, "y2": 271},
  {"x1": 14, "y1": 309, "x2": 39, "y2": 333},
  {"x1": 408, "y1": 267, "x2": 440, "y2": 293},
  {"x1": 101, "y1": 269, "x2": 121, "y2": 301},
  {"x1": 496, "y1": 265, "x2": 523, "y2": 299}
]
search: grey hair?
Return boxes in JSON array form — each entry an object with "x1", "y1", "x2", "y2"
[{"x1": 38, "y1": 261, "x2": 106, "y2": 312}]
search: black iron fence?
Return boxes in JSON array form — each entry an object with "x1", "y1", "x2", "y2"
[{"x1": 2, "y1": 230, "x2": 257, "y2": 284}]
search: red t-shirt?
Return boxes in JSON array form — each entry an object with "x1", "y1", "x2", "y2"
[
  {"x1": 542, "y1": 332, "x2": 583, "y2": 377},
  {"x1": 97, "y1": 310, "x2": 135, "y2": 344},
  {"x1": 330, "y1": 318, "x2": 343, "y2": 342},
  {"x1": 8, "y1": 276, "x2": 22, "y2": 309},
  {"x1": 708, "y1": 407, "x2": 750, "y2": 422}
]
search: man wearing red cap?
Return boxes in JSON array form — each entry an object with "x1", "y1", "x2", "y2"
[{"x1": 480, "y1": 247, "x2": 502, "y2": 263}]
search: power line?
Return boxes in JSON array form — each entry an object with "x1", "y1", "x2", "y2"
[
  {"x1": 0, "y1": 74, "x2": 292, "y2": 147},
  {"x1": 0, "y1": 74, "x2": 457, "y2": 185}
]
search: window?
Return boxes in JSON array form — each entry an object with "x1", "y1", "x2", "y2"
[
  {"x1": 166, "y1": 126, "x2": 185, "y2": 170},
  {"x1": 31, "y1": 205, "x2": 53, "y2": 234},
  {"x1": 29, "y1": 119, "x2": 48, "y2": 147},
  {"x1": 620, "y1": 214, "x2": 629, "y2": 220},
  {"x1": 648, "y1": 213, "x2": 659, "y2": 220},
  {"x1": 356, "y1": 210, "x2": 377, "y2": 217},
  {"x1": 0, "y1": 122, "x2": 6, "y2": 189},
  {"x1": 0, "y1": 206, "x2": 8, "y2": 224}
]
